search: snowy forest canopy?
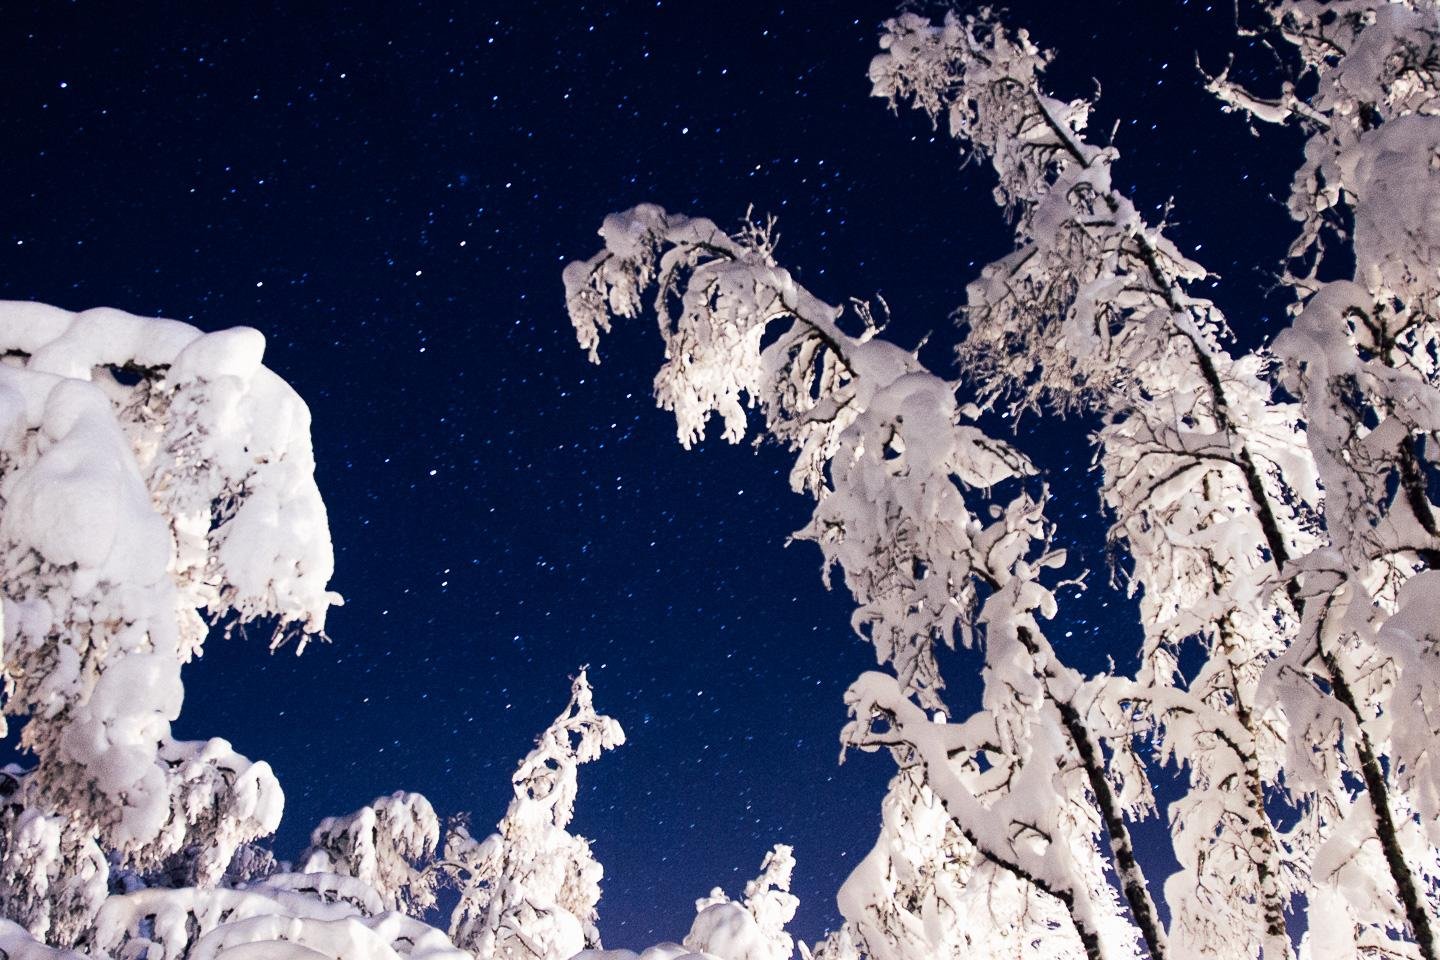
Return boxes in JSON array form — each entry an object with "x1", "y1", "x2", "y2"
[{"x1": 3, "y1": 2, "x2": 1440, "y2": 960}]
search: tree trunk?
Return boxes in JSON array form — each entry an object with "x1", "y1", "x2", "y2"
[
  {"x1": 1018, "y1": 627, "x2": 1169, "y2": 960},
  {"x1": 1188, "y1": 343, "x2": 1438, "y2": 960}
]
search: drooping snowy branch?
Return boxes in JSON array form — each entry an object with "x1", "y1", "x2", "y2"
[{"x1": 565, "y1": 204, "x2": 1027, "y2": 710}]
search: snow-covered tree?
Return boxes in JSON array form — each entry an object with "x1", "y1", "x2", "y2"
[
  {"x1": 299, "y1": 791, "x2": 440, "y2": 916},
  {"x1": 92, "y1": 873, "x2": 469, "y2": 960},
  {"x1": 0, "y1": 767, "x2": 107, "y2": 949},
  {"x1": 868, "y1": 13, "x2": 1315, "y2": 958},
  {"x1": 443, "y1": 670, "x2": 625, "y2": 960},
  {"x1": 0, "y1": 303, "x2": 339, "y2": 945},
  {"x1": 683, "y1": 844, "x2": 798, "y2": 960},
  {"x1": 562, "y1": 4, "x2": 1440, "y2": 959},
  {"x1": 565, "y1": 202, "x2": 1154, "y2": 959},
  {"x1": 0, "y1": 306, "x2": 472, "y2": 960}
]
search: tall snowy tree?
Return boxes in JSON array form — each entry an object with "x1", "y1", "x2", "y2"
[
  {"x1": 565, "y1": 204, "x2": 1151, "y2": 959},
  {"x1": 868, "y1": 13, "x2": 1315, "y2": 958},
  {"x1": 1205, "y1": 4, "x2": 1440, "y2": 957},
  {"x1": 562, "y1": 3, "x2": 1440, "y2": 959}
]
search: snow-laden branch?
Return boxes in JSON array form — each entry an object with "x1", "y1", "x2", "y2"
[{"x1": 565, "y1": 203, "x2": 1028, "y2": 710}]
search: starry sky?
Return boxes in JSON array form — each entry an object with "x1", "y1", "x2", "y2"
[{"x1": 1, "y1": 0, "x2": 1304, "y2": 948}]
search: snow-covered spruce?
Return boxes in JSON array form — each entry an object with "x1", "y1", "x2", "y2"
[
  {"x1": 0, "y1": 303, "x2": 339, "y2": 945},
  {"x1": 299, "y1": 791, "x2": 441, "y2": 916},
  {"x1": 572, "y1": 846, "x2": 800, "y2": 960},
  {"x1": 442, "y1": 670, "x2": 624, "y2": 960}
]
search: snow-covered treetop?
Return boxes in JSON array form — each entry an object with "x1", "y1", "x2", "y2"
[
  {"x1": 0, "y1": 301, "x2": 340, "y2": 941},
  {"x1": 1213, "y1": 1, "x2": 1440, "y2": 289},
  {"x1": 1210, "y1": 1, "x2": 1440, "y2": 581},
  {"x1": 510, "y1": 669, "x2": 626, "y2": 830},
  {"x1": 444, "y1": 670, "x2": 625, "y2": 960},
  {"x1": 869, "y1": 7, "x2": 1320, "y2": 687},
  {"x1": 300, "y1": 791, "x2": 440, "y2": 915},
  {"x1": 684, "y1": 845, "x2": 799, "y2": 960}
]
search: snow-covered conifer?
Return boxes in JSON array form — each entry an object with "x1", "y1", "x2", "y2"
[
  {"x1": 443, "y1": 670, "x2": 624, "y2": 960},
  {"x1": 0, "y1": 302, "x2": 340, "y2": 943},
  {"x1": 299, "y1": 791, "x2": 440, "y2": 915},
  {"x1": 684, "y1": 845, "x2": 799, "y2": 960},
  {"x1": 0, "y1": 769, "x2": 106, "y2": 949}
]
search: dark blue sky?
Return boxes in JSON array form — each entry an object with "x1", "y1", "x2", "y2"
[{"x1": 1, "y1": 0, "x2": 1302, "y2": 948}]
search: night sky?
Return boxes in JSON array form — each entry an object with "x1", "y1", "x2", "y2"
[{"x1": 1, "y1": 0, "x2": 1305, "y2": 948}]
